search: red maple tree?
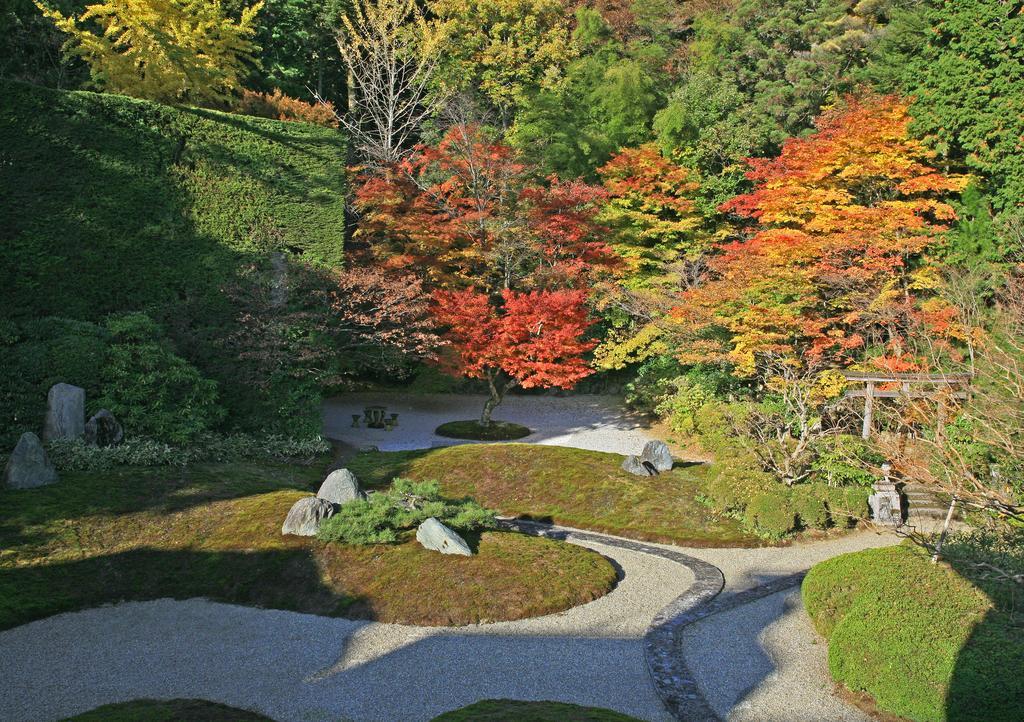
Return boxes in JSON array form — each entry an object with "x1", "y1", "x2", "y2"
[{"x1": 432, "y1": 287, "x2": 597, "y2": 424}]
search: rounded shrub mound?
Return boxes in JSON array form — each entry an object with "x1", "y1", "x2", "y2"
[
  {"x1": 435, "y1": 420, "x2": 532, "y2": 441},
  {"x1": 803, "y1": 544, "x2": 1024, "y2": 722},
  {"x1": 63, "y1": 698, "x2": 272, "y2": 721},
  {"x1": 431, "y1": 699, "x2": 643, "y2": 721}
]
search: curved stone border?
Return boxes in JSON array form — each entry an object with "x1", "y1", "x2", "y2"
[{"x1": 497, "y1": 519, "x2": 806, "y2": 722}]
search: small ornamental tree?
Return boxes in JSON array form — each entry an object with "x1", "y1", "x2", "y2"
[{"x1": 433, "y1": 287, "x2": 596, "y2": 424}]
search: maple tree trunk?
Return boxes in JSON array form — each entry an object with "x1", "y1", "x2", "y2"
[{"x1": 480, "y1": 372, "x2": 514, "y2": 426}]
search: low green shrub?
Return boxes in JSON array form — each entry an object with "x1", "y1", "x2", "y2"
[
  {"x1": 809, "y1": 435, "x2": 883, "y2": 487},
  {"x1": 746, "y1": 491, "x2": 797, "y2": 539},
  {"x1": 803, "y1": 544, "x2": 1024, "y2": 722},
  {"x1": 95, "y1": 313, "x2": 224, "y2": 444},
  {"x1": 45, "y1": 434, "x2": 331, "y2": 470},
  {"x1": 317, "y1": 479, "x2": 496, "y2": 545},
  {"x1": 791, "y1": 485, "x2": 830, "y2": 530}
]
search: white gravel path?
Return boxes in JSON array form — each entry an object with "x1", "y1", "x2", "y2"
[
  {"x1": 0, "y1": 394, "x2": 898, "y2": 721},
  {"x1": 322, "y1": 393, "x2": 656, "y2": 455},
  {"x1": 682, "y1": 589, "x2": 870, "y2": 722},
  {"x1": 0, "y1": 539, "x2": 687, "y2": 722}
]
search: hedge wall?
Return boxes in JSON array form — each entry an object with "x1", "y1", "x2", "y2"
[{"x1": 0, "y1": 81, "x2": 347, "y2": 444}]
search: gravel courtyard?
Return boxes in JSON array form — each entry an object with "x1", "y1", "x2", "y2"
[{"x1": 0, "y1": 393, "x2": 896, "y2": 721}]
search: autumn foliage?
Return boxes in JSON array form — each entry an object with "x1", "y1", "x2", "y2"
[
  {"x1": 236, "y1": 88, "x2": 339, "y2": 127},
  {"x1": 432, "y1": 287, "x2": 596, "y2": 422},
  {"x1": 676, "y1": 95, "x2": 969, "y2": 375},
  {"x1": 354, "y1": 123, "x2": 616, "y2": 291}
]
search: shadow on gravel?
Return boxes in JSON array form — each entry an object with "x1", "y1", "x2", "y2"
[{"x1": 0, "y1": 547, "x2": 363, "y2": 632}]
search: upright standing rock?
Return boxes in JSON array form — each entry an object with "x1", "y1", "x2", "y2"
[
  {"x1": 640, "y1": 440, "x2": 674, "y2": 473},
  {"x1": 84, "y1": 409, "x2": 124, "y2": 447},
  {"x1": 4, "y1": 432, "x2": 59, "y2": 489},
  {"x1": 43, "y1": 383, "x2": 85, "y2": 442},
  {"x1": 317, "y1": 469, "x2": 364, "y2": 506}
]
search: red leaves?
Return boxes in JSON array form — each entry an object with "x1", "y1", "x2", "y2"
[
  {"x1": 432, "y1": 287, "x2": 596, "y2": 390},
  {"x1": 353, "y1": 124, "x2": 615, "y2": 291}
]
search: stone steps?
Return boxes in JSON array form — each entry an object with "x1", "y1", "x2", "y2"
[{"x1": 902, "y1": 484, "x2": 959, "y2": 521}]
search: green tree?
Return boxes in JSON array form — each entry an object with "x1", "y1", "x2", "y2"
[{"x1": 868, "y1": 0, "x2": 1024, "y2": 212}]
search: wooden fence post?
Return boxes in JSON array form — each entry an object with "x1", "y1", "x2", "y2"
[{"x1": 861, "y1": 381, "x2": 875, "y2": 439}]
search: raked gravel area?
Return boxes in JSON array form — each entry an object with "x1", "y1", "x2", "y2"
[
  {"x1": 1, "y1": 394, "x2": 900, "y2": 721},
  {"x1": 682, "y1": 588, "x2": 871, "y2": 722},
  {"x1": 0, "y1": 530, "x2": 896, "y2": 722},
  {"x1": 322, "y1": 392, "x2": 656, "y2": 454}
]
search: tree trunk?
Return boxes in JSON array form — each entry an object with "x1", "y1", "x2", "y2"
[{"x1": 480, "y1": 372, "x2": 512, "y2": 426}]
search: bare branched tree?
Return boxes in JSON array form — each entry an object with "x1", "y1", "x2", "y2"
[
  {"x1": 330, "y1": 0, "x2": 447, "y2": 165},
  {"x1": 731, "y1": 356, "x2": 852, "y2": 485}
]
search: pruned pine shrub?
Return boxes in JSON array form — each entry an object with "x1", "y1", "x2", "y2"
[{"x1": 317, "y1": 479, "x2": 496, "y2": 545}]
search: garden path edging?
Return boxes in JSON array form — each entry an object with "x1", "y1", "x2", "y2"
[{"x1": 497, "y1": 519, "x2": 808, "y2": 722}]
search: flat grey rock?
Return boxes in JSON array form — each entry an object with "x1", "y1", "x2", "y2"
[
  {"x1": 43, "y1": 383, "x2": 85, "y2": 442},
  {"x1": 622, "y1": 454, "x2": 657, "y2": 477},
  {"x1": 4, "y1": 432, "x2": 59, "y2": 489},
  {"x1": 416, "y1": 517, "x2": 472, "y2": 556},
  {"x1": 281, "y1": 496, "x2": 335, "y2": 536},
  {"x1": 84, "y1": 409, "x2": 124, "y2": 447},
  {"x1": 641, "y1": 440, "x2": 674, "y2": 472},
  {"x1": 317, "y1": 469, "x2": 363, "y2": 506}
]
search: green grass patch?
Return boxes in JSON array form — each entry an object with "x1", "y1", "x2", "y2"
[
  {"x1": 431, "y1": 699, "x2": 642, "y2": 721},
  {"x1": 435, "y1": 420, "x2": 533, "y2": 440},
  {"x1": 802, "y1": 544, "x2": 1024, "y2": 722},
  {"x1": 62, "y1": 699, "x2": 272, "y2": 721},
  {"x1": 347, "y1": 443, "x2": 762, "y2": 547},
  {"x1": 0, "y1": 458, "x2": 617, "y2": 629}
]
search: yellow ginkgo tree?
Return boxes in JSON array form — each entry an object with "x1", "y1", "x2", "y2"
[{"x1": 37, "y1": 0, "x2": 263, "y2": 107}]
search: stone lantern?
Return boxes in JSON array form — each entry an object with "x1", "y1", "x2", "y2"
[{"x1": 869, "y1": 462, "x2": 902, "y2": 526}]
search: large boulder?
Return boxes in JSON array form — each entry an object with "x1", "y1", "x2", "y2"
[
  {"x1": 281, "y1": 496, "x2": 336, "y2": 536},
  {"x1": 4, "y1": 432, "x2": 59, "y2": 489},
  {"x1": 43, "y1": 383, "x2": 85, "y2": 442},
  {"x1": 621, "y1": 454, "x2": 657, "y2": 477},
  {"x1": 640, "y1": 440, "x2": 674, "y2": 473},
  {"x1": 416, "y1": 517, "x2": 472, "y2": 556},
  {"x1": 317, "y1": 469, "x2": 364, "y2": 506},
  {"x1": 84, "y1": 409, "x2": 124, "y2": 447}
]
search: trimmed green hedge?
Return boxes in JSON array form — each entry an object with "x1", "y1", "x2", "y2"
[
  {"x1": 0, "y1": 81, "x2": 347, "y2": 443},
  {"x1": 803, "y1": 544, "x2": 1024, "y2": 722}
]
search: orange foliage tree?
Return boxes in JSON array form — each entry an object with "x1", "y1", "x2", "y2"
[
  {"x1": 676, "y1": 95, "x2": 969, "y2": 376},
  {"x1": 355, "y1": 122, "x2": 616, "y2": 423},
  {"x1": 433, "y1": 287, "x2": 597, "y2": 424}
]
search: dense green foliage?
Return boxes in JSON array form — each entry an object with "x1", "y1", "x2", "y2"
[
  {"x1": 870, "y1": 0, "x2": 1024, "y2": 213},
  {"x1": 0, "y1": 80, "x2": 347, "y2": 443},
  {"x1": 803, "y1": 543, "x2": 1024, "y2": 721},
  {"x1": 317, "y1": 478, "x2": 496, "y2": 545}
]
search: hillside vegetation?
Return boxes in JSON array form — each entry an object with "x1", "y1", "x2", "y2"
[{"x1": 0, "y1": 81, "x2": 347, "y2": 444}]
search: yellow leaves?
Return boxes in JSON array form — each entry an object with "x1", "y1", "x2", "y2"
[
  {"x1": 37, "y1": 0, "x2": 262, "y2": 106},
  {"x1": 593, "y1": 323, "x2": 668, "y2": 370}
]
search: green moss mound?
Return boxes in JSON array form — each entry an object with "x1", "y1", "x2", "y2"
[
  {"x1": 431, "y1": 699, "x2": 642, "y2": 721},
  {"x1": 348, "y1": 443, "x2": 762, "y2": 547},
  {"x1": 802, "y1": 545, "x2": 1024, "y2": 722},
  {"x1": 435, "y1": 420, "x2": 532, "y2": 440},
  {"x1": 0, "y1": 459, "x2": 618, "y2": 629},
  {"x1": 62, "y1": 699, "x2": 272, "y2": 721}
]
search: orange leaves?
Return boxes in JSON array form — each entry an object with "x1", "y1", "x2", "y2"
[
  {"x1": 432, "y1": 287, "x2": 596, "y2": 389},
  {"x1": 679, "y1": 94, "x2": 970, "y2": 374}
]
